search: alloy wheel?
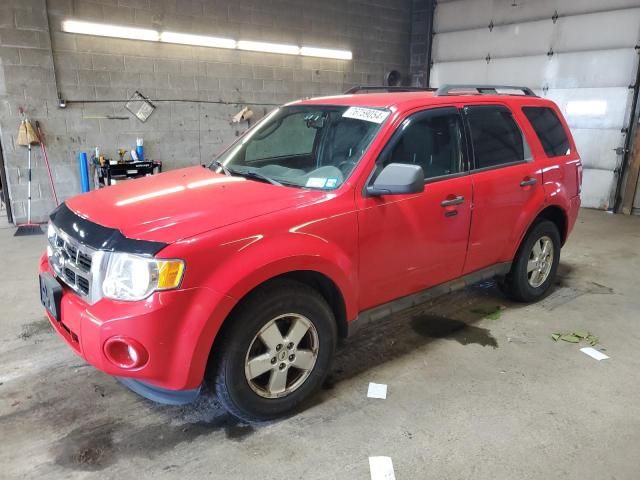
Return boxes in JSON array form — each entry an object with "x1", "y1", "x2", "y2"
[
  {"x1": 527, "y1": 235, "x2": 554, "y2": 288},
  {"x1": 244, "y1": 313, "x2": 319, "y2": 399}
]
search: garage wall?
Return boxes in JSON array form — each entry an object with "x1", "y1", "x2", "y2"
[
  {"x1": 430, "y1": 0, "x2": 640, "y2": 210},
  {"x1": 0, "y1": 0, "x2": 411, "y2": 223}
]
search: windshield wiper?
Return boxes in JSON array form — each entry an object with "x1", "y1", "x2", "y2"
[
  {"x1": 212, "y1": 160, "x2": 232, "y2": 176},
  {"x1": 213, "y1": 160, "x2": 282, "y2": 186},
  {"x1": 235, "y1": 170, "x2": 282, "y2": 186}
]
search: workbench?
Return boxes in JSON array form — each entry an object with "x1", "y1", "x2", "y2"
[{"x1": 95, "y1": 160, "x2": 162, "y2": 188}]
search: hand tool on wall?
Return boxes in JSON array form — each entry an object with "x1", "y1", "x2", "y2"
[
  {"x1": 14, "y1": 109, "x2": 43, "y2": 236},
  {"x1": 35, "y1": 121, "x2": 59, "y2": 207}
]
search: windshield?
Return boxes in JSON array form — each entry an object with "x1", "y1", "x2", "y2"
[{"x1": 211, "y1": 105, "x2": 389, "y2": 189}]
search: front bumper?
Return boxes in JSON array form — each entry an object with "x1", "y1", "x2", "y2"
[{"x1": 39, "y1": 254, "x2": 236, "y2": 396}]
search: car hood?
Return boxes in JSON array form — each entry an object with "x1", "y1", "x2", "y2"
[{"x1": 65, "y1": 166, "x2": 324, "y2": 243}]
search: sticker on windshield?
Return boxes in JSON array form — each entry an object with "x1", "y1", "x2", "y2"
[
  {"x1": 306, "y1": 177, "x2": 327, "y2": 188},
  {"x1": 342, "y1": 106, "x2": 389, "y2": 124},
  {"x1": 325, "y1": 178, "x2": 338, "y2": 188}
]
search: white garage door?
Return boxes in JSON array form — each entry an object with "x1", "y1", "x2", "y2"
[{"x1": 431, "y1": 0, "x2": 640, "y2": 209}]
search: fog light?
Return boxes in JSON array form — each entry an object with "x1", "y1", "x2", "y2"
[{"x1": 104, "y1": 337, "x2": 148, "y2": 369}]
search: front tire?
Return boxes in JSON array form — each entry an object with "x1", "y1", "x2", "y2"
[
  {"x1": 209, "y1": 279, "x2": 337, "y2": 422},
  {"x1": 503, "y1": 219, "x2": 561, "y2": 302}
]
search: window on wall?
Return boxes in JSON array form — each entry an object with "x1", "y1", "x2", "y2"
[
  {"x1": 466, "y1": 105, "x2": 529, "y2": 169},
  {"x1": 380, "y1": 108, "x2": 465, "y2": 180},
  {"x1": 522, "y1": 106, "x2": 571, "y2": 157}
]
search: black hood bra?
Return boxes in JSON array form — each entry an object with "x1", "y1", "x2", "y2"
[{"x1": 49, "y1": 203, "x2": 167, "y2": 256}]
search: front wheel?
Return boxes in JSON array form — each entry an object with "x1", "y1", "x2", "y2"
[
  {"x1": 503, "y1": 219, "x2": 561, "y2": 302},
  {"x1": 209, "y1": 280, "x2": 337, "y2": 422}
]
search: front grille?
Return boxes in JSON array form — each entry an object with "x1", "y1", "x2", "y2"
[
  {"x1": 77, "y1": 252, "x2": 92, "y2": 272},
  {"x1": 48, "y1": 224, "x2": 99, "y2": 301},
  {"x1": 77, "y1": 276, "x2": 90, "y2": 295},
  {"x1": 63, "y1": 267, "x2": 76, "y2": 284}
]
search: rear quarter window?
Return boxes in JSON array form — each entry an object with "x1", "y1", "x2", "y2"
[{"x1": 522, "y1": 106, "x2": 571, "y2": 157}]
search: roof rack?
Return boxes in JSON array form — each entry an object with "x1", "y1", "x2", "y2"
[
  {"x1": 344, "y1": 85, "x2": 437, "y2": 94},
  {"x1": 435, "y1": 84, "x2": 537, "y2": 97}
]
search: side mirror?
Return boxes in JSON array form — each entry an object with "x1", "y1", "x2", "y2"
[{"x1": 366, "y1": 163, "x2": 425, "y2": 196}]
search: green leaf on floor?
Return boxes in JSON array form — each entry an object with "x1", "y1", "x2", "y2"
[
  {"x1": 471, "y1": 305, "x2": 505, "y2": 320},
  {"x1": 560, "y1": 334, "x2": 581, "y2": 343},
  {"x1": 551, "y1": 330, "x2": 600, "y2": 346}
]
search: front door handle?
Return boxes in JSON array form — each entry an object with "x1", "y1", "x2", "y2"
[
  {"x1": 441, "y1": 195, "x2": 465, "y2": 207},
  {"x1": 520, "y1": 177, "x2": 537, "y2": 187}
]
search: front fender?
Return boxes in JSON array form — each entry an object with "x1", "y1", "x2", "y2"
[
  {"x1": 158, "y1": 204, "x2": 359, "y2": 343},
  {"x1": 207, "y1": 232, "x2": 358, "y2": 320},
  {"x1": 154, "y1": 195, "x2": 359, "y2": 386}
]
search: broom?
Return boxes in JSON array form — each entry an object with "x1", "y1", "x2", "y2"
[
  {"x1": 14, "y1": 113, "x2": 43, "y2": 236},
  {"x1": 35, "y1": 121, "x2": 59, "y2": 206}
]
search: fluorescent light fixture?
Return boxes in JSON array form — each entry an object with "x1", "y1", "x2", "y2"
[
  {"x1": 62, "y1": 20, "x2": 159, "y2": 42},
  {"x1": 300, "y1": 46, "x2": 352, "y2": 60},
  {"x1": 160, "y1": 31, "x2": 236, "y2": 49},
  {"x1": 61, "y1": 19, "x2": 352, "y2": 60},
  {"x1": 237, "y1": 40, "x2": 300, "y2": 55},
  {"x1": 566, "y1": 100, "x2": 607, "y2": 117}
]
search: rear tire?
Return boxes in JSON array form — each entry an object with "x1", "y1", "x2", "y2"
[
  {"x1": 503, "y1": 219, "x2": 561, "y2": 302},
  {"x1": 209, "y1": 279, "x2": 337, "y2": 422}
]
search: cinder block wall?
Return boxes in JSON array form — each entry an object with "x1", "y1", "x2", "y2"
[{"x1": 0, "y1": 0, "x2": 412, "y2": 223}]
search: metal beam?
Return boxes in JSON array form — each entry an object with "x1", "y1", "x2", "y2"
[
  {"x1": 409, "y1": 0, "x2": 436, "y2": 88},
  {"x1": 615, "y1": 50, "x2": 640, "y2": 213}
]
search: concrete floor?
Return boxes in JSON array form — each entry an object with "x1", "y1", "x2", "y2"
[{"x1": 1, "y1": 209, "x2": 639, "y2": 479}]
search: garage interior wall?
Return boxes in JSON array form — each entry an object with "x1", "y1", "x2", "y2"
[
  {"x1": 0, "y1": 0, "x2": 412, "y2": 224},
  {"x1": 430, "y1": 0, "x2": 640, "y2": 210}
]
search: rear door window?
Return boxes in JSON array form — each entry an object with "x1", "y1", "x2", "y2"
[
  {"x1": 466, "y1": 105, "x2": 530, "y2": 169},
  {"x1": 522, "y1": 106, "x2": 571, "y2": 157}
]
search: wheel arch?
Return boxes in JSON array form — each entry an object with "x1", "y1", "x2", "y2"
[
  {"x1": 276, "y1": 270, "x2": 349, "y2": 338},
  {"x1": 510, "y1": 204, "x2": 568, "y2": 262},
  {"x1": 532, "y1": 205, "x2": 568, "y2": 245},
  {"x1": 205, "y1": 269, "x2": 349, "y2": 377},
  {"x1": 225, "y1": 270, "x2": 348, "y2": 338}
]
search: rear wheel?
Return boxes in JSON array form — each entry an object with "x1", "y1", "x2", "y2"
[
  {"x1": 209, "y1": 280, "x2": 337, "y2": 422},
  {"x1": 503, "y1": 220, "x2": 561, "y2": 302}
]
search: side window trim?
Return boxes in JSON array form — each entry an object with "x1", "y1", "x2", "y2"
[
  {"x1": 366, "y1": 106, "x2": 470, "y2": 188},
  {"x1": 463, "y1": 103, "x2": 532, "y2": 173}
]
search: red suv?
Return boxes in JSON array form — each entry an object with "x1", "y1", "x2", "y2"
[{"x1": 39, "y1": 85, "x2": 581, "y2": 421}]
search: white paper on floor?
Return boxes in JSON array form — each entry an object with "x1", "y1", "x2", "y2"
[
  {"x1": 369, "y1": 456, "x2": 396, "y2": 480},
  {"x1": 580, "y1": 347, "x2": 609, "y2": 361},
  {"x1": 367, "y1": 382, "x2": 387, "y2": 399}
]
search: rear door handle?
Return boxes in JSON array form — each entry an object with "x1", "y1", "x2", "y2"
[
  {"x1": 441, "y1": 195, "x2": 465, "y2": 207},
  {"x1": 520, "y1": 178, "x2": 537, "y2": 187}
]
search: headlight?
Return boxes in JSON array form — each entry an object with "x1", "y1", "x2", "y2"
[
  {"x1": 102, "y1": 253, "x2": 185, "y2": 301},
  {"x1": 47, "y1": 222, "x2": 55, "y2": 240},
  {"x1": 46, "y1": 222, "x2": 56, "y2": 257}
]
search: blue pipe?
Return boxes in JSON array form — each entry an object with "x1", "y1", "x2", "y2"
[{"x1": 79, "y1": 152, "x2": 90, "y2": 193}]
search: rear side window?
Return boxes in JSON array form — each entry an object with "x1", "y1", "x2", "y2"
[
  {"x1": 522, "y1": 106, "x2": 570, "y2": 157},
  {"x1": 466, "y1": 105, "x2": 528, "y2": 169}
]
